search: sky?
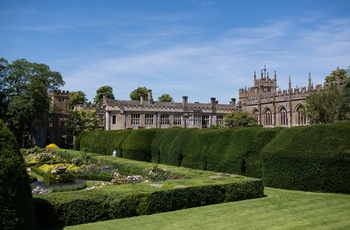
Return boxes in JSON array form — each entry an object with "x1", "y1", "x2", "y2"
[{"x1": 1, "y1": 0, "x2": 350, "y2": 104}]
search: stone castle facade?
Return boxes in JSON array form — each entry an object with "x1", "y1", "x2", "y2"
[
  {"x1": 47, "y1": 66, "x2": 345, "y2": 146},
  {"x1": 102, "y1": 90, "x2": 237, "y2": 130},
  {"x1": 238, "y1": 66, "x2": 346, "y2": 127}
]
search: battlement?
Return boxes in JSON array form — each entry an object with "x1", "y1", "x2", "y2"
[
  {"x1": 239, "y1": 66, "x2": 347, "y2": 106},
  {"x1": 50, "y1": 90, "x2": 70, "y2": 97}
]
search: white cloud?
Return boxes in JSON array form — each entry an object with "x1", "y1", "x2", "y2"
[{"x1": 58, "y1": 15, "x2": 350, "y2": 103}]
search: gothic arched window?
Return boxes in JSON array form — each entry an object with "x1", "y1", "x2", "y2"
[
  {"x1": 264, "y1": 108, "x2": 272, "y2": 126},
  {"x1": 297, "y1": 106, "x2": 307, "y2": 125},
  {"x1": 280, "y1": 107, "x2": 288, "y2": 126}
]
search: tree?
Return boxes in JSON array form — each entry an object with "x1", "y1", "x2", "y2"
[
  {"x1": 223, "y1": 111, "x2": 258, "y2": 127},
  {"x1": 305, "y1": 68, "x2": 350, "y2": 124},
  {"x1": 325, "y1": 68, "x2": 348, "y2": 83},
  {"x1": 0, "y1": 58, "x2": 65, "y2": 146},
  {"x1": 305, "y1": 85, "x2": 349, "y2": 124},
  {"x1": 0, "y1": 119, "x2": 36, "y2": 229},
  {"x1": 130, "y1": 86, "x2": 148, "y2": 101},
  {"x1": 158, "y1": 94, "x2": 173, "y2": 102},
  {"x1": 93, "y1": 85, "x2": 114, "y2": 105},
  {"x1": 69, "y1": 91, "x2": 87, "y2": 110},
  {"x1": 65, "y1": 108, "x2": 99, "y2": 137}
]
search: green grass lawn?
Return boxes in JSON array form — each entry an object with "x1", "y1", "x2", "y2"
[{"x1": 64, "y1": 187, "x2": 350, "y2": 230}]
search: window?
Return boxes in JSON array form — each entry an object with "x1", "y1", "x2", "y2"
[
  {"x1": 112, "y1": 115, "x2": 117, "y2": 124},
  {"x1": 297, "y1": 106, "x2": 307, "y2": 125},
  {"x1": 131, "y1": 114, "x2": 140, "y2": 125},
  {"x1": 265, "y1": 109, "x2": 272, "y2": 126},
  {"x1": 216, "y1": 115, "x2": 223, "y2": 125},
  {"x1": 145, "y1": 114, "x2": 153, "y2": 125},
  {"x1": 161, "y1": 115, "x2": 169, "y2": 125},
  {"x1": 253, "y1": 110, "x2": 259, "y2": 123},
  {"x1": 193, "y1": 115, "x2": 201, "y2": 125},
  {"x1": 202, "y1": 115, "x2": 210, "y2": 126},
  {"x1": 280, "y1": 108, "x2": 288, "y2": 126},
  {"x1": 173, "y1": 115, "x2": 182, "y2": 125}
]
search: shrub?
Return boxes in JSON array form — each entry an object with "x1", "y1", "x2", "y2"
[
  {"x1": 121, "y1": 129, "x2": 160, "y2": 162},
  {"x1": 262, "y1": 123, "x2": 350, "y2": 193},
  {"x1": 0, "y1": 119, "x2": 36, "y2": 229}
]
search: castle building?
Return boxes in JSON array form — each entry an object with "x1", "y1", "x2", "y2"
[
  {"x1": 46, "y1": 90, "x2": 72, "y2": 147},
  {"x1": 238, "y1": 65, "x2": 345, "y2": 127},
  {"x1": 46, "y1": 66, "x2": 346, "y2": 148},
  {"x1": 102, "y1": 90, "x2": 237, "y2": 130}
]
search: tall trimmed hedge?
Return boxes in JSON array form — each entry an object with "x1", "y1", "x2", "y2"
[
  {"x1": 0, "y1": 120, "x2": 36, "y2": 230},
  {"x1": 121, "y1": 129, "x2": 160, "y2": 162},
  {"x1": 151, "y1": 127, "x2": 280, "y2": 178},
  {"x1": 262, "y1": 122, "x2": 350, "y2": 193},
  {"x1": 75, "y1": 123, "x2": 350, "y2": 193},
  {"x1": 75, "y1": 130, "x2": 131, "y2": 156}
]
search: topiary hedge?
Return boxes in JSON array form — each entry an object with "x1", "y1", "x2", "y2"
[
  {"x1": 120, "y1": 129, "x2": 160, "y2": 162},
  {"x1": 151, "y1": 127, "x2": 280, "y2": 178},
  {"x1": 33, "y1": 173, "x2": 263, "y2": 228},
  {"x1": 75, "y1": 130, "x2": 131, "y2": 156},
  {"x1": 0, "y1": 119, "x2": 37, "y2": 230},
  {"x1": 261, "y1": 122, "x2": 350, "y2": 193}
]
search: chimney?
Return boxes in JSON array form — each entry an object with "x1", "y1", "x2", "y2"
[
  {"x1": 182, "y1": 96, "x2": 188, "y2": 108},
  {"x1": 231, "y1": 98, "x2": 236, "y2": 106},
  {"x1": 140, "y1": 96, "x2": 144, "y2": 105},
  {"x1": 147, "y1": 89, "x2": 153, "y2": 103},
  {"x1": 211, "y1": 97, "x2": 216, "y2": 109}
]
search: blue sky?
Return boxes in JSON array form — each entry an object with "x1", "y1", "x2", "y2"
[{"x1": 1, "y1": 0, "x2": 350, "y2": 104}]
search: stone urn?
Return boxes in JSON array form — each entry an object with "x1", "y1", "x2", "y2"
[{"x1": 55, "y1": 166, "x2": 67, "y2": 174}]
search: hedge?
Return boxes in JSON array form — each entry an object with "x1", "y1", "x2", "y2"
[
  {"x1": 33, "y1": 174, "x2": 263, "y2": 228},
  {"x1": 151, "y1": 127, "x2": 280, "y2": 178},
  {"x1": 75, "y1": 130, "x2": 131, "y2": 156},
  {"x1": 261, "y1": 122, "x2": 350, "y2": 193},
  {"x1": 0, "y1": 119, "x2": 36, "y2": 230},
  {"x1": 119, "y1": 129, "x2": 160, "y2": 162},
  {"x1": 74, "y1": 123, "x2": 350, "y2": 194}
]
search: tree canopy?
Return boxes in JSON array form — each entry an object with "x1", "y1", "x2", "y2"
[
  {"x1": 223, "y1": 111, "x2": 258, "y2": 127},
  {"x1": 93, "y1": 85, "x2": 114, "y2": 104},
  {"x1": 158, "y1": 93, "x2": 173, "y2": 102},
  {"x1": 130, "y1": 86, "x2": 148, "y2": 101},
  {"x1": 0, "y1": 58, "x2": 65, "y2": 146},
  {"x1": 69, "y1": 91, "x2": 87, "y2": 110},
  {"x1": 306, "y1": 68, "x2": 350, "y2": 124},
  {"x1": 325, "y1": 68, "x2": 348, "y2": 83},
  {"x1": 65, "y1": 108, "x2": 99, "y2": 136}
]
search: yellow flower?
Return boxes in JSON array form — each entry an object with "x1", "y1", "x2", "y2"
[{"x1": 46, "y1": 143, "x2": 59, "y2": 148}]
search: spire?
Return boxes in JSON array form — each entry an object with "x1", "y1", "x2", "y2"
[
  {"x1": 308, "y1": 72, "x2": 312, "y2": 87},
  {"x1": 254, "y1": 70, "x2": 256, "y2": 81},
  {"x1": 263, "y1": 64, "x2": 267, "y2": 78},
  {"x1": 274, "y1": 70, "x2": 277, "y2": 81},
  {"x1": 288, "y1": 76, "x2": 292, "y2": 89}
]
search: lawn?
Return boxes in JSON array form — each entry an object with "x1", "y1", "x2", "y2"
[{"x1": 64, "y1": 187, "x2": 350, "y2": 230}]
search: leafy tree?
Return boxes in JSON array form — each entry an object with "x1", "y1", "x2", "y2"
[
  {"x1": 223, "y1": 111, "x2": 258, "y2": 127},
  {"x1": 130, "y1": 86, "x2": 148, "y2": 101},
  {"x1": 65, "y1": 108, "x2": 99, "y2": 136},
  {"x1": 325, "y1": 68, "x2": 348, "y2": 83},
  {"x1": 93, "y1": 85, "x2": 114, "y2": 105},
  {"x1": 306, "y1": 68, "x2": 350, "y2": 124},
  {"x1": 69, "y1": 91, "x2": 87, "y2": 109},
  {"x1": 158, "y1": 94, "x2": 173, "y2": 102},
  {"x1": 0, "y1": 58, "x2": 64, "y2": 146},
  {"x1": 0, "y1": 119, "x2": 36, "y2": 229},
  {"x1": 305, "y1": 85, "x2": 348, "y2": 124}
]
